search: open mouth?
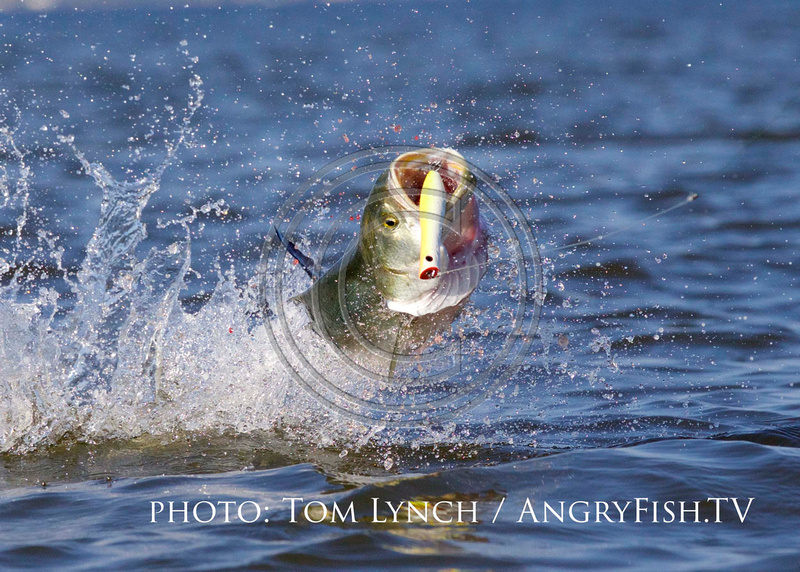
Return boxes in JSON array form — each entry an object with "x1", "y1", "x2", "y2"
[
  {"x1": 385, "y1": 148, "x2": 473, "y2": 282},
  {"x1": 389, "y1": 149, "x2": 470, "y2": 207}
]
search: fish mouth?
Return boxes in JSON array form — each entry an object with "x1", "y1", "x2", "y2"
[
  {"x1": 387, "y1": 148, "x2": 473, "y2": 211},
  {"x1": 382, "y1": 148, "x2": 473, "y2": 283}
]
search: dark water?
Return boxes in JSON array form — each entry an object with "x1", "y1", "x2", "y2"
[{"x1": 1, "y1": 0, "x2": 799, "y2": 568}]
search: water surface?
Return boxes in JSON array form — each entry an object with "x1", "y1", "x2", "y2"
[{"x1": 1, "y1": 1, "x2": 799, "y2": 568}]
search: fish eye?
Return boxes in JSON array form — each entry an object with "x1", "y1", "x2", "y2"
[{"x1": 383, "y1": 216, "x2": 398, "y2": 229}]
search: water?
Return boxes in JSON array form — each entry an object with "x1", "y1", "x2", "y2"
[{"x1": 1, "y1": 0, "x2": 799, "y2": 568}]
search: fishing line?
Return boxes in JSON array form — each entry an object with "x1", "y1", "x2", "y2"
[
  {"x1": 434, "y1": 192, "x2": 698, "y2": 278},
  {"x1": 545, "y1": 192, "x2": 698, "y2": 254}
]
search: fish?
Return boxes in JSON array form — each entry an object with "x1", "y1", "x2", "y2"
[{"x1": 295, "y1": 147, "x2": 488, "y2": 379}]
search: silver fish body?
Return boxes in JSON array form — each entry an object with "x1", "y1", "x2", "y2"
[{"x1": 297, "y1": 148, "x2": 487, "y2": 377}]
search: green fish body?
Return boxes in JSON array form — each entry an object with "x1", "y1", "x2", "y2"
[{"x1": 296, "y1": 148, "x2": 487, "y2": 378}]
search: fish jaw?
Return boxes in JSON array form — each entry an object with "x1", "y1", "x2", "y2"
[
  {"x1": 358, "y1": 147, "x2": 486, "y2": 316},
  {"x1": 386, "y1": 147, "x2": 474, "y2": 211}
]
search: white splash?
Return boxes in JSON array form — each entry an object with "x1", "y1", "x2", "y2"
[
  {"x1": 0, "y1": 76, "x2": 309, "y2": 454},
  {"x1": 0, "y1": 75, "x2": 560, "y2": 456}
]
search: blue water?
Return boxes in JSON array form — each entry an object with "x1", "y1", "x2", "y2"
[{"x1": 1, "y1": 0, "x2": 799, "y2": 568}]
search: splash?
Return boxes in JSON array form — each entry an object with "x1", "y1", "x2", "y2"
[
  {"x1": 0, "y1": 71, "x2": 629, "y2": 458},
  {"x1": 0, "y1": 75, "x2": 304, "y2": 453},
  {"x1": 0, "y1": 77, "x2": 517, "y2": 456}
]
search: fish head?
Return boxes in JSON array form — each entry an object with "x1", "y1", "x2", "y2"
[{"x1": 359, "y1": 147, "x2": 481, "y2": 306}]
